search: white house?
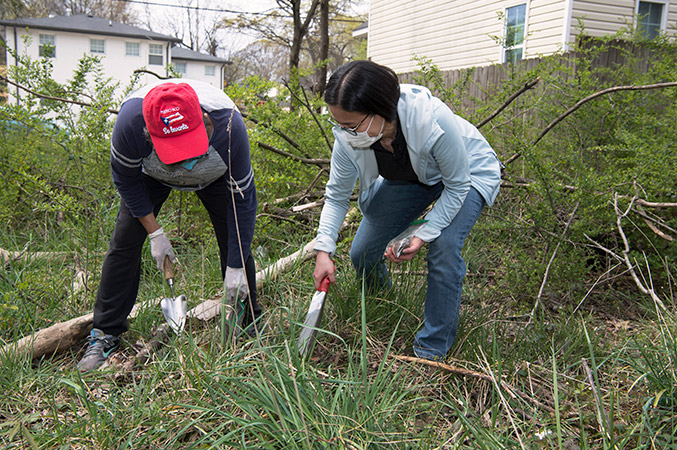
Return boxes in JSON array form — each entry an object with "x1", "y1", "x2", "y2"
[
  {"x1": 0, "y1": 14, "x2": 229, "y2": 103},
  {"x1": 170, "y1": 46, "x2": 230, "y2": 87},
  {"x1": 365, "y1": 0, "x2": 677, "y2": 73}
]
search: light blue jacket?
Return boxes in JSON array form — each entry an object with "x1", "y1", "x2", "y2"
[{"x1": 315, "y1": 84, "x2": 502, "y2": 256}]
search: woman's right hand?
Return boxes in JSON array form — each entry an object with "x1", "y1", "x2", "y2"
[{"x1": 313, "y1": 251, "x2": 336, "y2": 289}]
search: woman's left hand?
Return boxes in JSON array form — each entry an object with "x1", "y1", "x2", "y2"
[{"x1": 384, "y1": 236, "x2": 425, "y2": 263}]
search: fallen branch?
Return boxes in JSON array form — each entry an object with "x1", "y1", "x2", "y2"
[
  {"x1": 613, "y1": 192, "x2": 667, "y2": 311},
  {"x1": 242, "y1": 113, "x2": 305, "y2": 155},
  {"x1": 283, "y1": 80, "x2": 333, "y2": 151},
  {"x1": 0, "y1": 299, "x2": 156, "y2": 359},
  {"x1": 261, "y1": 203, "x2": 314, "y2": 221},
  {"x1": 394, "y1": 354, "x2": 557, "y2": 415},
  {"x1": 273, "y1": 190, "x2": 324, "y2": 205},
  {"x1": 292, "y1": 200, "x2": 324, "y2": 212},
  {"x1": 1, "y1": 247, "x2": 71, "y2": 268},
  {"x1": 2, "y1": 208, "x2": 358, "y2": 361},
  {"x1": 582, "y1": 358, "x2": 611, "y2": 442},
  {"x1": 71, "y1": 253, "x2": 89, "y2": 296},
  {"x1": 636, "y1": 206, "x2": 675, "y2": 242},
  {"x1": 300, "y1": 168, "x2": 328, "y2": 201},
  {"x1": 635, "y1": 199, "x2": 677, "y2": 209},
  {"x1": 256, "y1": 213, "x2": 317, "y2": 232}
]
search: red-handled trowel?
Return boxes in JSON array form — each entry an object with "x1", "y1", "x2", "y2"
[
  {"x1": 298, "y1": 277, "x2": 331, "y2": 357},
  {"x1": 160, "y1": 256, "x2": 187, "y2": 335}
]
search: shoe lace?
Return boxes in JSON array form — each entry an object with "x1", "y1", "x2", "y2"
[{"x1": 82, "y1": 335, "x2": 112, "y2": 358}]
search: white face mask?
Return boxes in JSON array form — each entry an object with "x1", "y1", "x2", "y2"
[{"x1": 343, "y1": 115, "x2": 384, "y2": 148}]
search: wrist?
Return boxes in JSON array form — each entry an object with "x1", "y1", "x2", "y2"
[
  {"x1": 148, "y1": 228, "x2": 164, "y2": 239},
  {"x1": 316, "y1": 250, "x2": 332, "y2": 262}
]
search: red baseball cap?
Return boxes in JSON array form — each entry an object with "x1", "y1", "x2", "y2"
[{"x1": 142, "y1": 83, "x2": 209, "y2": 164}]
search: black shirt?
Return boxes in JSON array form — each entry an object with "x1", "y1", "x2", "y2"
[{"x1": 371, "y1": 117, "x2": 419, "y2": 182}]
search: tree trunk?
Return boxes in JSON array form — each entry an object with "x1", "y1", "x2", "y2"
[{"x1": 314, "y1": 0, "x2": 329, "y2": 96}]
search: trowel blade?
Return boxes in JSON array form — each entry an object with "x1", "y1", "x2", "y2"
[
  {"x1": 161, "y1": 294, "x2": 187, "y2": 335},
  {"x1": 297, "y1": 289, "x2": 327, "y2": 357}
]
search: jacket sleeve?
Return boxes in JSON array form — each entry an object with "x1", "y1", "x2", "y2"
[
  {"x1": 415, "y1": 109, "x2": 471, "y2": 242},
  {"x1": 314, "y1": 140, "x2": 358, "y2": 256}
]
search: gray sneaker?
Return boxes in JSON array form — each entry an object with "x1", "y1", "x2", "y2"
[{"x1": 76, "y1": 328, "x2": 120, "y2": 372}]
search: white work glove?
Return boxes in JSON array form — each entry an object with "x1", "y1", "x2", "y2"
[
  {"x1": 224, "y1": 266, "x2": 249, "y2": 302},
  {"x1": 223, "y1": 266, "x2": 248, "y2": 330},
  {"x1": 148, "y1": 228, "x2": 177, "y2": 270}
]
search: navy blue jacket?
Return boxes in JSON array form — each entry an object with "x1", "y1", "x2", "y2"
[{"x1": 110, "y1": 79, "x2": 257, "y2": 268}]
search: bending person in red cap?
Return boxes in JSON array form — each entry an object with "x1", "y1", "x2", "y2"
[{"x1": 77, "y1": 79, "x2": 260, "y2": 372}]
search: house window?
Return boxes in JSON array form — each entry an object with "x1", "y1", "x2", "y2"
[
  {"x1": 149, "y1": 43, "x2": 164, "y2": 65},
  {"x1": 90, "y1": 39, "x2": 105, "y2": 54},
  {"x1": 39, "y1": 34, "x2": 55, "y2": 58},
  {"x1": 637, "y1": 1, "x2": 664, "y2": 39},
  {"x1": 173, "y1": 62, "x2": 187, "y2": 74},
  {"x1": 126, "y1": 42, "x2": 140, "y2": 56},
  {"x1": 205, "y1": 65, "x2": 215, "y2": 76},
  {"x1": 504, "y1": 4, "x2": 526, "y2": 63}
]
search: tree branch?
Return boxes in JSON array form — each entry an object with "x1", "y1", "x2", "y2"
[
  {"x1": 504, "y1": 81, "x2": 677, "y2": 166},
  {"x1": 1, "y1": 75, "x2": 120, "y2": 114},
  {"x1": 476, "y1": 78, "x2": 540, "y2": 129},
  {"x1": 242, "y1": 112, "x2": 305, "y2": 153},
  {"x1": 282, "y1": 80, "x2": 333, "y2": 151},
  {"x1": 529, "y1": 202, "x2": 579, "y2": 322},
  {"x1": 257, "y1": 142, "x2": 329, "y2": 167}
]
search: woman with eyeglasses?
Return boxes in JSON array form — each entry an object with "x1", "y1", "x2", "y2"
[{"x1": 313, "y1": 60, "x2": 502, "y2": 361}]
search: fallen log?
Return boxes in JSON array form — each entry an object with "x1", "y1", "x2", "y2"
[
  {"x1": 1, "y1": 247, "x2": 71, "y2": 269},
  {"x1": 0, "y1": 299, "x2": 157, "y2": 360}
]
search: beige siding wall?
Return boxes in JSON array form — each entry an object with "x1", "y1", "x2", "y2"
[
  {"x1": 527, "y1": 0, "x2": 571, "y2": 55},
  {"x1": 368, "y1": 0, "x2": 677, "y2": 74},
  {"x1": 368, "y1": 0, "x2": 503, "y2": 73},
  {"x1": 369, "y1": 0, "x2": 570, "y2": 73},
  {"x1": 569, "y1": 0, "x2": 638, "y2": 40},
  {"x1": 667, "y1": 2, "x2": 677, "y2": 37},
  {"x1": 570, "y1": 0, "x2": 677, "y2": 40}
]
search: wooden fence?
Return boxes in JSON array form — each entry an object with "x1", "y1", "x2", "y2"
[{"x1": 395, "y1": 38, "x2": 671, "y2": 112}]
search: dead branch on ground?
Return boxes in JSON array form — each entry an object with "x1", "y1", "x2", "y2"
[
  {"x1": 0, "y1": 247, "x2": 71, "y2": 268},
  {"x1": 0, "y1": 299, "x2": 156, "y2": 359},
  {"x1": 394, "y1": 354, "x2": 557, "y2": 415},
  {"x1": 613, "y1": 192, "x2": 667, "y2": 311}
]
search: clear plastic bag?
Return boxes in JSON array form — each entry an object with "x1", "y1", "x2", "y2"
[{"x1": 386, "y1": 220, "x2": 428, "y2": 257}]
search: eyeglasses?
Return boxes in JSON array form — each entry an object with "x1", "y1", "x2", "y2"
[{"x1": 328, "y1": 113, "x2": 371, "y2": 136}]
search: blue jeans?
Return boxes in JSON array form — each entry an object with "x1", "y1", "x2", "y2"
[{"x1": 350, "y1": 180, "x2": 485, "y2": 360}]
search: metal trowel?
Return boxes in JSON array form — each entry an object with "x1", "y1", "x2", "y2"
[
  {"x1": 298, "y1": 277, "x2": 331, "y2": 357},
  {"x1": 160, "y1": 255, "x2": 187, "y2": 335}
]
